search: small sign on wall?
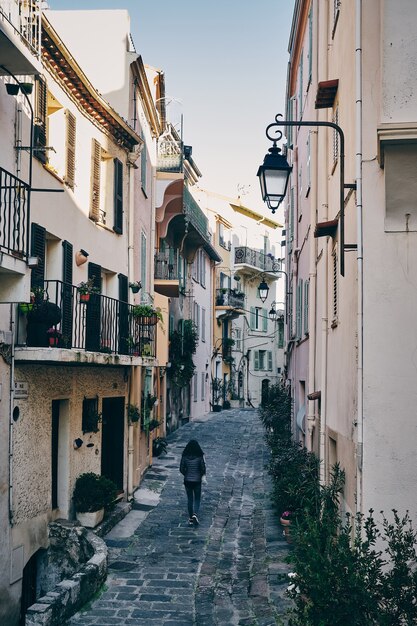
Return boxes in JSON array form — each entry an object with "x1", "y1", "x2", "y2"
[{"x1": 14, "y1": 382, "x2": 28, "y2": 399}]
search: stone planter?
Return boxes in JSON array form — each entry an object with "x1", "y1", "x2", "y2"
[{"x1": 76, "y1": 508, "x2": 104, "y2": 528}]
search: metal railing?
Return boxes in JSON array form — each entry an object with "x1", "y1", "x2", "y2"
[
  {"x1": 234, "y1": 246, "x2": 280, "y2": 272},
  {"x1": 0, "y1": 0, "x2": 41, "y2": 57},
  {"x1": 157, "y1": 135, "x2": 183, "y2": 173},
  {"x1": 154, "y1": 248, "x2": 180, "y2": 280},
  {"x1": 16, "y1": 280, "x2": 157, "y2": 358},
  {"x1": 215, "y1": 288, "x2": 245, "y2": 309},
  {"x1": 184, "y1": 186, "x2": 209, "y2": 240},
  {"x1": 0, "y1": 166, "x2": 29, "y2": 258}
]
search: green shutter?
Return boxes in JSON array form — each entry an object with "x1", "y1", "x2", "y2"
[
  {"x1": 268, "y1": 351, "x2": 273, "y2": 371},
  {"x1": 304, "y1": 279, "x2": 309, "y2": 335},
  {"x1": 250, "y1": 307, "x2": 256, "y2": 330},
  {"x1": 113, "y1": 158, "x2": 123, "y2": 234},
  {"x1": 262, "y1": 308, "x2": 268, "y2": 332},
  {"x1": 254, "y1": 351, "x2": 259, "y2": 371},
  {"x1": 141, "y1": 131, "x2": 147, "y2": 194},
  {"x1": 140, "y1": 232, "x2": 147, "y2": 294}
]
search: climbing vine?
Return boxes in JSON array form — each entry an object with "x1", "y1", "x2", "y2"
[{"x1": 168, "y1": 320, "x2": 197, "y2": 387}]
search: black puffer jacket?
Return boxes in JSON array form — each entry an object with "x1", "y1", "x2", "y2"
[{"x1": 180, "y1": 455, "x2": 206, "y2": 482}]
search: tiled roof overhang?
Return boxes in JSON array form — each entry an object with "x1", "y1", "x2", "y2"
[{"x1": 41, "y1": 16, "x2": 141, "y2": 150}]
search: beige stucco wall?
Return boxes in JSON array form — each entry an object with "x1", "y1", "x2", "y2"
[{"x1": 12, "y1": 363, "x2": 127, "y2": 527}]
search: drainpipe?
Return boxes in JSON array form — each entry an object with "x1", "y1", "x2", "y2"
[
  {"x1": 127, "y1": 154, "x2": 135, "y2": 500},
  {"x1": 319, "y1": 0, "x2": 329, "y2": 483},
  {"x1": 355, "y1": 0, "x2": 364, "y2": 515},
  {"x1": 307, "y1": 4, "x2": 320, "y2": 452},
  {"x1": 8, "y1": 305, "x2": 16, "y2": 524}
]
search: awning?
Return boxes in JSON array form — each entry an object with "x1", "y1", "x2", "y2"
[{"x1": 296, "y1": 404, "x2": 306, "y2": 434}]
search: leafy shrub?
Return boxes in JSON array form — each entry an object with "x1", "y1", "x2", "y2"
[{"x1": 73, "y1": 472, "x2": 117, "y2": 513}]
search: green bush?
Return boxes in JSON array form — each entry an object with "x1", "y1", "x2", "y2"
[{"x1": 73, "y1": 472, "x2": 117, "y2": 513}]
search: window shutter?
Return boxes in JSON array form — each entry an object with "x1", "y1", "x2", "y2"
[
  {"x1": 299, "y1": 51, "x2": 303, "y2": 114},
  {"x1": 64, "y1": 110, "x2": 76, "y2": 190},
  {"x1": 34, "y1": 76, "x2": 47, "y2": 164},
  {"x1": 296, "y1": 279, "x2": 303, "y2": 339},
  {"x1": 193, "y1": 374, "x2": 198, "y2": 401},
  {"x1": 202, "y1": 307, "x2": 206, "y2": 342},
  {"x1": 268, "y1": 351, "x2": 273, "y2": 371},
  {"x1": 278, "y1": 320, "x2": 284, "y2": 349},
  {"x1": 169, "y1": 314, "x2": 174, "y2": 337},
  {"x1": 113, "y1": 158, "x2": 123, "y2": 234},
  {"x1": 304, "y1": 279, "x2": 309, "y2": 334},
  {"x1": 62, "y1": 240, "x2": 73, "y2": 348},
  {"x1": 262, "y1": 308, "x2": 268, "y2": 332},
  {"x1": 118, "y1": 273, "x2": 128, "y2": 303},
  {"x1": 250, "y1": 307, "x2": 256, "y2": 330},
  {"x1": 308, "y1": 9, "x2": 313, "y2": 83},
  {"x1": 85, "y1": 262, "x2": 102, "y2": 352},
  {"x1": 30, "y1": 223, "x2": 45, "y2": 288},
  {"x1": 90, "y1": 139, "x2": 101, "y2": 222},
  {"x1": 332, "y1": 249, "x2": 338, "y2": 319},
  {"x1": 118, "y1": 273, "x2": 129, "y2": 354},
  {"x1": 140, "y1": 232, "x2": 147, "y2": 293},
  {"x1": 254, "y1": 351, "x2": 259, "y2": 371}
]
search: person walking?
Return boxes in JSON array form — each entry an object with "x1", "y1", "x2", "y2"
[{"x1": 180, "y1": 439, "x2": 206, "y2": 526}]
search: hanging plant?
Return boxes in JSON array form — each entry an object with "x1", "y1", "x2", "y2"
[
  {"x1": 168, "y1": 320, "x2": 197, "y2": 387},
  {"x1": 127, "y1": 403, "x2": 141, "y2": 424}
]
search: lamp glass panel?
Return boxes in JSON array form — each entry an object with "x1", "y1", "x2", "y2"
[{"x1": 264, "y1": 169, "x2": 289, "y2": 199}]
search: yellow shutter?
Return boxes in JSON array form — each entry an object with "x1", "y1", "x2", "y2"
[
  {"x1": 64, "y1": 110, "x2": 76, "y2": 190},
  {"x1": 90, "y1": 138, "x2": 101, "y2": 222}
]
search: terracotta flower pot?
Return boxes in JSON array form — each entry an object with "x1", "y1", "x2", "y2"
[
  {"x1": 48, "y1": 336, "x2": 59, "y2": 347},
  {"x1": 80, "y1": 293, "x2": 90, "y2": 303}
]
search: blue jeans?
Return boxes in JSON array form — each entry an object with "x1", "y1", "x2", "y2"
[{"x1": 184, "y1": 481, "x2": 201, "y2": 518}]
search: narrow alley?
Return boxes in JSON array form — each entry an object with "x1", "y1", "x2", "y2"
[{"x1": 67, "y1": 409, "x2": 292, "y2": 626}]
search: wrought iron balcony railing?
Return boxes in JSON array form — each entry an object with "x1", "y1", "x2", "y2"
[
  {"x1": 154, "y1": 248, "x2": 180, "y2": 280},
  {"x1": 0, "y1": 0, "x2": 41, "y2": 57},
  {"x1": 215, "y1": 288, "x2": 245, "y2": 309},
  {"x1": 234, "y1": 246, "x2": 280, "y2": 273},
  {"x1": 0, "y1": 166, "x2": 29, "y2": 259},
  {"x1": 16, "y1": 280, "x2": 156, "y2": 358}
]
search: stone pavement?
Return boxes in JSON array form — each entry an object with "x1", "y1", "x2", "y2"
[{"x1": 66, "y1": 408, "x2": 292, "y2": 626}]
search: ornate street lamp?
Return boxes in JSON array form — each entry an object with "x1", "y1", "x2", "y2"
[
  {"x1": 268, "y1": 304, "x2": 278, "y2": 322},
  {"x1": 257, "y1": 114, "x2": 356, "y2": 276},
  {"x1": 258, "y1": 278, "x2": 269, "y2": 303},
  {"x1": 257, "y1": 122, "x2": 292, "y2": 214}
]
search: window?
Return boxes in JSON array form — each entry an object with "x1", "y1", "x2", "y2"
[
  {"x1": 201, "y1": 372, "x2": 205, "y2": 401},
  {"x1": 64, "y1": 110, "x2": 76, "y2": 190},
  {"x1": 200, "y1": 250, "x2": 206, "y2": 287},
  {"x1": 254, "y1": 350, "x2": 273, "y2": 371},
  {"x1": 193, "y1": 302, "x2": 200, "y2": 338},
  {"x1": 113, "y1": 158, "x2": 123, "y2": 234},
  {"x1": 90, "y1": 138, "x2": 101, "y2": 222},
  {"x1": 140, "y1": 232, "x2": 147, "y2": 295},
  {"x1": 278, "y1": 319, "x2": 284, "y2": 349},
  {"x1": 169, "y1": 314, "x2": 174, "y2": 337},
  {"x1": 235, "y1": 329, "x2": 242, "y2": 351},
  {"x1": 250, "y1": 307, "x2": 264, "y2": 331},
  {"x1": 218, "y1": 223, "x2": 230, "y2": 250},
  {"x1": 289, "y1": 187, "x2": 295, "y2": 247}
]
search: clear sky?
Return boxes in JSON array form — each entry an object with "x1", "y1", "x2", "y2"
[{"x1": 47, "y1": 0, "x2": 295, "y2": 217}]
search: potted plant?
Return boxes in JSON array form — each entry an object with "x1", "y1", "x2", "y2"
[
  {"x1": 77, "y1": 279, "x2": 99, "y2": 303},
  {"x1": 26, "y1": 293, "x2": 62, "y2": 347},
  {"x1": 129, "y1": 281, "x2": 141, "y2": 294},
  {"x1": 148, "y1": 418, "x2": 160, "y2": 432},
  {"x1": 73, "y1": 472, "x2": 117, "y2": 528},
  {"x1": 152, "y1": 437, "x2": 167, "y2": 457},
  {"x1": 47, "y1": 327, "x2": 61, "y2": 347},
  {"x1": 131, "y1": 304, "x2": 163, "y2": 326},
  {"x1": 127, "y1": 403, "x2": 141, "y2": 424}
]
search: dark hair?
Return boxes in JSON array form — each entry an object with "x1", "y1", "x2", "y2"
[{"x1": 182, "y1": 439, "x2": 204, "y2": 458}]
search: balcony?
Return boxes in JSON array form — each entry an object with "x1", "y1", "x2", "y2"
[
  {"x1": 0, "y1": 166, "x2": 29, "y2": 259},
  {"x1": 15, "y1": 280, "x2": 157, "y2": 364},
  {"x1": 215, "y1": 288, "x2": 245, "y2": 308},
  {"x1": 157, "y1": 135, "x2": 183, "y2": 174},
  {"x1": 234, "y1": 246, "x2": 280, "y2": 278},
  {"x1": 184, "y1": 186, "x2": 209, "y2": 240},
  {"x1": 154, "y1": 248, "x2": 180, "y2": 298},
  {"x1": 0, "y1": 0, "x2": 42, "y2": 76}
]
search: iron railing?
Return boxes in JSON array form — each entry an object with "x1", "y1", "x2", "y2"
[
  {"x1": 0, "y1": 0, "x2": 41, "y2": 57},
  {"x1": 234, "y1": 246, "x2": 280, "y2": 272},
  {"x1": 0, "y1": 166, "x2": 29, "y2": 258},
  {"x1": 157, "y1": 135, "x2": 183, "y2": 173},
  {"x1": 16, "y1": 280, "x2": 157, "y2": 358},
  {"x1": 215, "y1": 288, "x2": 245, "y2": 309},
  {"x1": 154, "y1": 248, "x2": 180, "y2": 280},
  {"x1": 184, "y1": 187, "x2": 209, "y2": 240}
]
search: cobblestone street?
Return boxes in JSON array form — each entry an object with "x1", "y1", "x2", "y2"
[{"x1": 67, "y1": 409, "x2": 292, "y2": 626}]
